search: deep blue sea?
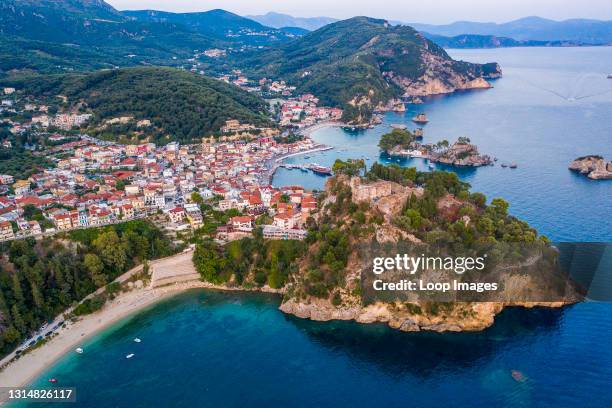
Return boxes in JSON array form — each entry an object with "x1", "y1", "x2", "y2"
[{"x1": 19, "y1": 48, "x2": 612, "y2": 407}]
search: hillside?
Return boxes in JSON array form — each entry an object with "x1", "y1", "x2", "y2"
[
  {"x1": 123, "y1": 9, "x2": 301, "y2": 45},
  {"x1": 0, "y1": 1, "x2": 302, "y2": 75},
  {"x1": 410, "y1": 16, "x2": 612, "y2": 44},
  {"x1": 0, "y1": 0, "x2": 219, "y2": 73},
  {"x1": 5, "y1": 67, "x2": 272, "y2": 143},
  {"x1": 235, "y1": 17, "x2": 501, "y2": 123}
]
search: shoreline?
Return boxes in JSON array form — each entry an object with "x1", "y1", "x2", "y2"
[{"x1": 0, "y1": 280, "x2": 283, "y2": 398}]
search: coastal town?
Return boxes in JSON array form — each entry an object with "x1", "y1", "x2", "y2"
[{"x1": 0, "y1": 79, "x2": 343, "y2": 244}]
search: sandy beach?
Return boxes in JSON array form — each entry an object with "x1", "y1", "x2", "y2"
[{"x1": 0, "y1": 276, "x2": 283, "y2": 403}]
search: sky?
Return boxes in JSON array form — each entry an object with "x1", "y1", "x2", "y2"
[{"x1": 106, "y1": 0, "x2": 612, "y2": 24}]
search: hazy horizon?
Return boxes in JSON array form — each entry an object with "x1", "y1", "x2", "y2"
[{"x1": 106, "y1": 0, "x2": 612, "y2": 24}]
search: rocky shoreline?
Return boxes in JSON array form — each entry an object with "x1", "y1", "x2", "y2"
[
  {"x1": 388, "y1": 139, "x2": 493, "y2": 167},
  {"x1": 279, "y1": 297, "x2": 568, "y2": 333},
  {"x1": 569, "y1": 155, "x2": 612, "y2": 180}
]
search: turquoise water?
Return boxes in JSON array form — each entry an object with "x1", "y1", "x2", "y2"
[
  {"x1": 18, "y1": 47, "x2": 612, "y2": 407},
  {"x1": 274, "y1": 47, "x2": 612, "y2": 242},
  {"x1": 20, "y1": 290, "x2": 612, "y2": 407}
]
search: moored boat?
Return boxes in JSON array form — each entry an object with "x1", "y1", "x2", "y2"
[
  {"x1": 310, "y1": 164, "x2": 332, "y2": 175},
  {"x1": 412, "y1": 113, "x2": 429, "y2": 124}
]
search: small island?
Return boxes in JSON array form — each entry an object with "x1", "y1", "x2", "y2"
[
  {"x1": 379, "y1": 129, "x2": 492, "y2": 167},
  {"x1": 569, "y1": 155, "x2": 612, "y2": 180}
]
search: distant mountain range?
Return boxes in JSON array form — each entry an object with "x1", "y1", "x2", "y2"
[
  {"x1": 247, "y1": 12, "x2": 338, "y2": 31},
  {"x1": 422, "y1": 33, "x2": 589, "y2": 49},
  {"x1": 248, "y1": 13, "x2": 612, "y2": 45},
  {"x1": 123, "y1": 9, "x2": 300, "y2": 46},
  {"x1": 409, "y1": 16, "x2": 612, "y2": 44}
]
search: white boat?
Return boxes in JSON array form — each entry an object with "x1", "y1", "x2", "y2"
[
  {"x1": 428, "y1": 163, "x2": 435, "y2": 169},
  {"x1": 126, "y1": 353, "x2": 135, "y2": 359},
  {"x1": 133, "y1": 338, "x2": 141, "y2": 343},
  {"x1": 75, "y1": 348, "x2": 83, "y2": 354}
]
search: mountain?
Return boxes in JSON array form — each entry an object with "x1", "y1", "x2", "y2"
[
  {"x1": 422, "y1": 33, "x2": 586, "y2": 48},
  {"x1": 247, "y1": 12, "x2": 338, "y2": 31},
  {"x1": 235, "y1": 17, "x2": 500, "y2": 123},
  {"x1": 0, "y1": 0, "x2": 219, "y2": 73},
  {"x1": 409, "y1": 16, "x2": 612, "y2": 44},
  {"x1": 123, "y1": 9, "x2": 302, "y2": 45},
  {"x1": 3, "y1": 67, "x2": 272, "y2": 143},
  {"x1": 0, "y1": 1, "x2": 305, "y2": 75}
]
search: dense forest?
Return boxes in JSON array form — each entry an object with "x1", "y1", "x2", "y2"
[
  {"x1": 5, "y1": 67, "x2": 273, "y2": 143},
  {"x1": 193, "y1": 236, "x2": 306, "y2": 289},
  {"x1": 0, "y1": 220, "x2": 176, "y2": 356}
]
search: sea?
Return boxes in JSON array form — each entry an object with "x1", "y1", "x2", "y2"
[{"x1": 16, "y1": 47, "x2": 612, "y2": 407}]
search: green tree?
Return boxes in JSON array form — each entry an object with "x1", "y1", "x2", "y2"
[
  {"x1": 93, "y1": 230, "x2": 127, "y2": 273},
  {"x1": 84, "y1": 253, "x2": 107, "y2": 287}
]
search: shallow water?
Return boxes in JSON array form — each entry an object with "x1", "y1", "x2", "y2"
[{"x1": 19, "y1": 290, "x2": 612, "y2": 408}]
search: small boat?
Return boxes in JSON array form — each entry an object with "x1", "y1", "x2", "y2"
[
  {"x1": 501, "y1": 163, "x2": 508, "y2": 168},
  {"x1": 608, "y1": 74, "x2": 612, "y2": 79},
  {"x1": 133, "y1": 338, "x2": 141, "y2": 343},
  {"x1": 75, "y1": 348, "x2": 83, "y2": 354},
  {"x1": 48, "y1": 378, "x2": 57, "y2": 383},
  {"x1": 126, "y1": 353, "x2": 135, "y2": 359},
  {"x1": 428, "y1": 163, "x2": 435, "y2": 169},
  {"x1": 412, "y1": 113, "x2": 429, "y2": 124},
  {"x1": 493, "y1": 157, "x2": 498, "y2": 162},
  {"x1": 511, "y1": 370, "x2": 527, "y2": 382},
  {"x1": 509, "y1": 163, "x2": 518, "y2": 169}
]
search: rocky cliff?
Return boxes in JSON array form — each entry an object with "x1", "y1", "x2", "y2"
[{"x1": 569, "y1": 155, "x2": 612, "y2": 180}]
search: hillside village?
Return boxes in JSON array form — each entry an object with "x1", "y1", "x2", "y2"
[{"x1": 0, "y1": 76, "x2": 343, "y2": 243}]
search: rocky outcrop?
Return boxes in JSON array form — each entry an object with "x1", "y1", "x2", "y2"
[
  {"x1": 385, "y1": 54, "x2": 501, "y2": 97},
  {"x1": 569, "y1": 155, "x2": 612, "y2": 180},
  {"x1": 432, "y1": 142, "x2": 493, "y2": 167},
  {"x1": 280, "y1": 296, "x2": 569, "y2": 333}
]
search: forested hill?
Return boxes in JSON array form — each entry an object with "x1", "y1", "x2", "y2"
[
  {"x1": 6, "y1": 67, "x2": 272, "y2": 143},
  {"x1": 0, "y1": 1, "x2": 300, "y2": 75},
  {"x1": 123, "y1": 9, "x2": 299, "y2": 45},
  {"x1": 234, "y1": 17, "x2": 500, "y2": 123}
]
